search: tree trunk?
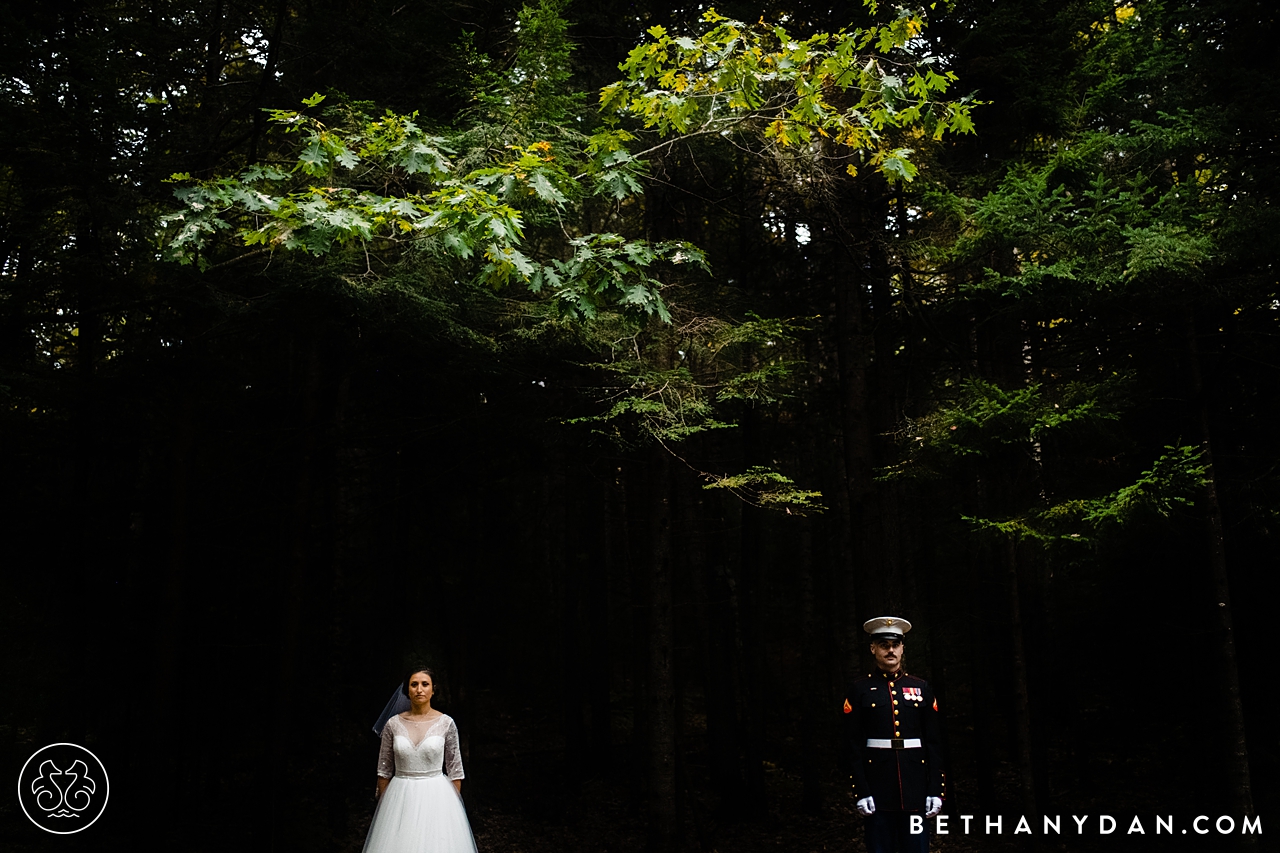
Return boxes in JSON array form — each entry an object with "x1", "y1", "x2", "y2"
[
  {"x1": 867, "y1": 188, "x2": 904, "y2": 613},
  {"x1": 1005, "y1": 539, "x2": 1038, "y2": 820},
  {"x1": 967, "y1": 502, "x2": 996, "y2": 814},
  {"x1": 679, "y1": 464, "x2": 716, "y2": 836},
  {"x1": 647, "y1": 445, "x2": 678, "y2": 851},
  {"x1": 833, "y1": 236, "x2": 880, "y2": 618},
  {"x1": 1185, "y1": 309, "x2": 1255, "y2": 825},
  {"x1": 271, "y1": 335, "x2": 323, "y2": 853},
  {"x1": 626, "y1": 461, "x2": 651, "y2": 801},
  {"x1": 588, "y1": 467, "x2": 615, "y2": 764},
  {"x1": 326, "y1": 370, "x2": 364, "y2": 839},
  {"x1": 797, "y1": 516, "x2": 824, "y2": 814},
  {"x1": 557, "y1": 448, "x2": 585, "y2": 790},
  {"x1": 910, "y1": 480, "x2": 958, "y2": 813},
  {"x1": 145, "y1": 393, "x2": 194, "y2": 836},
  {"x1": 698, "y1": 509, "x2": 744, "y2": 811},
  {"x1": 738, "y1": 410, "x2": 768, "y2": 812}
]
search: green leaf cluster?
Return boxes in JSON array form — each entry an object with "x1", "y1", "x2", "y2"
[
  {"x1": 703, "y1": 465, "x2": 824, "y2": 515},
  {"x1": 883, "y1": 378, "x2": 1123, "y2": 473},
  {"x1": 963, "y1": 445, "x2": 1208, "y2": 545},
  {"x1": 569, "y1": 312, "x2": 807, "y2": 443},
  {"x1": 600, "y1": 3, "x2": 976, "y2": 179}
]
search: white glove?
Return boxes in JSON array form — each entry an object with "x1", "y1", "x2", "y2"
[
  {"x1": 925, "y1": 796, "x2": 943, "y2": 817},
  {"x1": 856, "y1": 796, "x2": 875, "y2": 816}
]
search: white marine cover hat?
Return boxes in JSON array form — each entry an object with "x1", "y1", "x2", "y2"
[{"x1": 863, "y1": 616, "x2": 912, "y2": 640}]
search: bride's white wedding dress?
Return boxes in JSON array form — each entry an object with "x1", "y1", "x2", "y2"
[{"x1": 362, "y1": 713, "x2": 478, "y2": 853}]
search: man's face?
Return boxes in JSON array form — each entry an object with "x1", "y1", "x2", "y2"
[{"x1": 870, "y1": 638, "x2": 904, "y2": 672}]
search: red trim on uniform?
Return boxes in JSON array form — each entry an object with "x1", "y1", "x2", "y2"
[
  {"x1": 895, "y1": 752, "x2": 905, "y2": 810},
  {"x1": 933, "y1": 697, "x2": 938, "y2": 711},
  {"x1": 843, "y1": 698, "x2": 853, "y2": 714}
]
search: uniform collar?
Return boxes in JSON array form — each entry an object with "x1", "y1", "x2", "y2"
[{"x1": 875, "y1": 668, "x2": 906, "y2": 682}]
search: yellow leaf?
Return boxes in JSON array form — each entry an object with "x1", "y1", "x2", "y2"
[{"x1": 846, "y1": 163, "x2": 858, "y2": 177}]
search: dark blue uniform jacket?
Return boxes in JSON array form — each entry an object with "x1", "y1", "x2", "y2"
[{"x1": 841, "y1": 669, "x2": 946, "y2": 812}]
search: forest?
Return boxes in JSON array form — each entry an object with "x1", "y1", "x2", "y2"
[{"x1": 1, "y1": 0, "x2": 1277, "y2": 851}]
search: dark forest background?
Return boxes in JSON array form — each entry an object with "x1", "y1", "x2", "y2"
[{"x1": 2, "y1": 0, "x2": 1278, "y2": 851}]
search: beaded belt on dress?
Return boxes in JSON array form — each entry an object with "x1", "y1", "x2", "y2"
[{"x1": 396, "y1": 769, "x2": 443, "y2": 778}]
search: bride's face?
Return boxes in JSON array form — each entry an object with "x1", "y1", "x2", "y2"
[{"x1": 408, "y1": 672, "x2": 434, "y2": 706}]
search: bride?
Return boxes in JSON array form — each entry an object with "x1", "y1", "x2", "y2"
[{"x1": 363, "y1": 666, "x2": 478, "y2": 853}]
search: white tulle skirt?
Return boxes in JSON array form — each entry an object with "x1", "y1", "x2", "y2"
[{"x1": 362, "y1": 773, "x2": 478, "y2": 853}]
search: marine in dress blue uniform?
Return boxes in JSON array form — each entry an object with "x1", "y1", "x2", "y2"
[{"x1": 842, "y1": 617, "x2": 945, "y2": 853}]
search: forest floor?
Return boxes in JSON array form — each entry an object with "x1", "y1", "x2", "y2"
[{"x1": 455, "y1": 713, "x2": 1280, "y2": 853}]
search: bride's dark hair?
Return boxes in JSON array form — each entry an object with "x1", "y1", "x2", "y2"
[{"x1": 401, "y1": 664, "x2": 437, "y2": 698}]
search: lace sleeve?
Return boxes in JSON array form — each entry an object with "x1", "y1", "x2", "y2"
[
  {"x1": 444, "y1": 717, "x2": 465, "y2": 781},
  {"x1": 377, "y1": 718, "x2": 396, "y2": 779}
]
